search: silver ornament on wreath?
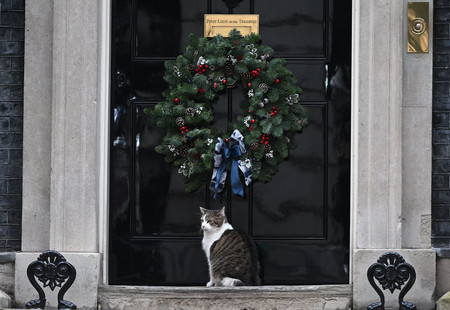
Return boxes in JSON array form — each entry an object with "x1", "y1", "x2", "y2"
[{"x1": 259, "y1": 98, "x2": 270, "y2": 108}]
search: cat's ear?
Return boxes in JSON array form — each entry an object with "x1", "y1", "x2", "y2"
[
  {"x1": 219, "y1": 206, "x2": 226, "y2": 217},
  {"x1": 200, "y1": 207, "x2": 207, "y2": 215}
]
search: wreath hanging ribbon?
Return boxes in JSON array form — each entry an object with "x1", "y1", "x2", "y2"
[
  {"x1": 146, "y1": 30, "x2": 308, "y2": 197},
  {"x1": 210, "y1": 129, "x2": 248, "y2": 199}
]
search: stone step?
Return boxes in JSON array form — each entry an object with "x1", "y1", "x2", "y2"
[
  {"x1": 0, "y1": 290, "x2": 12, "y2": 309},
  {"x1": 98, "y1": 285, "x2": 352, "y2": 310},
  {"x1": 437, "y1": 291, "x2": 450, "y2": 310}
]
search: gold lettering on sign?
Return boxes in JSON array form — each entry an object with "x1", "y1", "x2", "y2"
[{"x1": 204, "y1": 14, "x2": 259, "y2": 37}]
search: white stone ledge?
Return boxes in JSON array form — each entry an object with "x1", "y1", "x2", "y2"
[
  {"x1": 0, "y1": 252, "x2": 14, "y2": 264},
  {"x1": 98, "y1": 285, "x2": 352, "y2": 310},
  {"x1": 100, "y1": 284, "x2": 351, "y2": 297},
  {"x1": 436, "y1": 248, "x2": 450, "y2": 258}
]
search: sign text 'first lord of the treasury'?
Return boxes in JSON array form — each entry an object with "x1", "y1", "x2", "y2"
[{"x1": 204, "y1": 14, "x2": 259, "y2": 37}]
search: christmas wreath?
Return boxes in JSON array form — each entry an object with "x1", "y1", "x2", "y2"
[{"x1": 146, "y1": 30, "x2": 307, "y2": 198}]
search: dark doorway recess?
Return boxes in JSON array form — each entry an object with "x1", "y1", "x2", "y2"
[{"x1": 109, "y1": 0, "x2": 351, "y2": 286}]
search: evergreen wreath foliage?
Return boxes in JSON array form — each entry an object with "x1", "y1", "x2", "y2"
[{"x1": 146, "y1": 30, "x2": 308, "y2": 194}]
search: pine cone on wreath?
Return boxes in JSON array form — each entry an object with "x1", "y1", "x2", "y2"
[
  {"x1": 250, "y1": 142, "x2": 259, "y2": 151},
  {"x1": 185, "y1": 107, "x2": 196, "y2": 116},
  {"x1": 188, "y1": 64, "x2": 196, "y2": 76},
  {"x1": 176, "y1": 117, "x2": 185, "y2": 127},
  {"x1": 264, "y1": 144, "x2": 272, "y2": 152},
  {"x1": 223, "y1": 60, "x2": 235, "y2": 76},
  {"x1": 179, "y1": 145, "x2": 190, "y2": 157},
  {"x1": 241, "y1": 72, "x2": 253, "y2": 82}
]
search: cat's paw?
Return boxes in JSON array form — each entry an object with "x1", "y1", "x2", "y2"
[
  {"x1": 206, "y1": 281, "x2": 214, "y2": 287},
  {"x1": 221, "y1": 277, "x2": 243, "y2": 286}
]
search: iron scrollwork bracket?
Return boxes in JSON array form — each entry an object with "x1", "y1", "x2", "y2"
[
  {"x1": 367, "y1": 252, "x2": 416, "y2": 310},
  {"x1": 26, "y1": 250, "x2": 77, "y2": 309}
]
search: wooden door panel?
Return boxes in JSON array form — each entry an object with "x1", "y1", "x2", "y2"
[
  {"x1": 252, "y1": 106, "x2": 326, "y2": 238},
  {"x1": 256, "y1": 1, "x2": 326, "y2": 58}
]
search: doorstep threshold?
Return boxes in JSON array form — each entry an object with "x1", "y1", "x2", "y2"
[
  {"x1": 98, "y1": 285, "x2": 352, "y2": 310},
  {"x1": 100, "y1": 284, "x2": 351, "y2": 296}
]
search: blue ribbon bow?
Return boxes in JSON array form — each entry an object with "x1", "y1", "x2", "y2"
[{"x1": 210, "y1": 129, "x2": 247, "y2": 199}]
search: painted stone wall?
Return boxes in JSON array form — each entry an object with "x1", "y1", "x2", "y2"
[
  {"x1": 433, "y1": 0, "x2": 450, "y2": 248},
  {"x1": 0, "y1": 0, "x2": 24, "y2": 252}
]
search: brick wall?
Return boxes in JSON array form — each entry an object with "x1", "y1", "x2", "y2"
[
  {"x1": 0, "y1": 0, "x2": 24, "y2": 252},
  {"x1": 433, "y1": 0, "x2": 450, "y2": 247}
]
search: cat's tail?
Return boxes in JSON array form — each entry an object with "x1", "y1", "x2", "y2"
[{"x1": 220, "y1": 277, "x2": 244, "y2": 286}]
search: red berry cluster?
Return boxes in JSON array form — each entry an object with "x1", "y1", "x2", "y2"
[
  {"x1": 251, "y1": 68, "x2": 261, "y2": 78},
  {"x1": 249, "y1": 118, "x2": 256, "y2": 132},
  {"x1": 198, "y1": 88, "x2": 205, "y2": 93},
  {"x1": 196, "y1": 64, "x2": 208, "y2": 74},
  {"x1": 260, "y1": 134, "x2": 270, "y2": 145},
  {"x1": 180, "y1": 126, "x2": 189, "y2": 134},
  {"x1": 270, "y1": 106, "x2": 279, "y2": 116}
]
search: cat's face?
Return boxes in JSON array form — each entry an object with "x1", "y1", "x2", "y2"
[{"x1": 200, "y1": 207, "x2": 227, "y2": 232}]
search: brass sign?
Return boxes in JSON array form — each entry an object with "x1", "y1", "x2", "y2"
[
  {"x1": 407, "y1": 2, "x2": 429, "y2": 53},
  {"x1": 204, "y1": 14, "x2": 259, "y2": 37}
]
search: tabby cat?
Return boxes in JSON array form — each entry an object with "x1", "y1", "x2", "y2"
[{"x1": 200, "y1": 207, "x2": 261, "y2": 287}]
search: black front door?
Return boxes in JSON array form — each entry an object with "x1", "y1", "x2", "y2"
[{"x1": 109, "y1": 0, "x2": 351, "y2": 285}]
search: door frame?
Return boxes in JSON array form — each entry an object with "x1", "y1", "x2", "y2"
[
  {"x1": 98, "y1": 0, "x2": 355, "y2": 286},
  {"x1": 99, "y1": 0, "x2": 112, "y2": 286},
  {"x1": 98, "y1": 0, "x2": 433, "y2": 288}
]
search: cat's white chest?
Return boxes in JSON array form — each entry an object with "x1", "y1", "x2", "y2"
[{"x1": 202, "y1": 223, "x2": 233, "y2": 260}]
